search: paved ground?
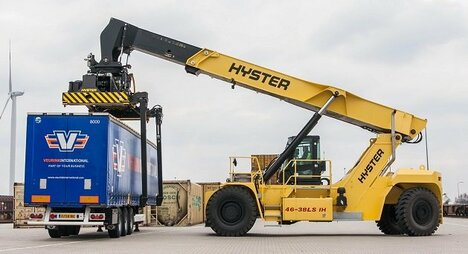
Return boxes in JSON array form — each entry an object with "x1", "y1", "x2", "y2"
[{"x1": 0, "y1": 217, "x2": 467, "y2": 254}]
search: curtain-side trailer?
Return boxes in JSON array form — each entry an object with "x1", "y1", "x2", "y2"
[{"x1": 24, "y1": 113, "x2": 159, "y2": 238}]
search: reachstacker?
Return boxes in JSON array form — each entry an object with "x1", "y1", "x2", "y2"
[{"x1": 62, "y1": 18, "x2": 442, "y2": 236}]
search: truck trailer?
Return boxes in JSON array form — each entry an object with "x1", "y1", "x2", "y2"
[{"x1": 24, "y1": 113, "x2": 160, "y2": 238}]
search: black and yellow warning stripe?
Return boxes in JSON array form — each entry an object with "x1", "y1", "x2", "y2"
[{"x1": 62, "y1": 92, "x2": 130, "y2": 105}]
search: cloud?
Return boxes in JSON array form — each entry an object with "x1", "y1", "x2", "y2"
[{"x1": 313, "y1": 1, "x2": 468, "y2": 63}]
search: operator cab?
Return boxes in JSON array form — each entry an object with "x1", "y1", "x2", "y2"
[{"x1": 281, "y1": 135, "x2": 326, "y2": 185}]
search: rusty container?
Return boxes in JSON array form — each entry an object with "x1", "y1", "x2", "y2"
[
  {"x1": 13, "y1": 183, "x2": 45, "y2": 228},
  {"x1": 251, "y1": 154, "x2": 279, "y2": 184},
  {"x1": 0, "y1": 195, "x2": 13, "y2": 223},
  {"x1": 156, "y1": 180, "x2": 203, "y2": 226}
]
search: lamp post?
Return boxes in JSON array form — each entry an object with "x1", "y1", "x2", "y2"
[{"x1": 457, "y1": 181, "x2": 464, "y2": 200}]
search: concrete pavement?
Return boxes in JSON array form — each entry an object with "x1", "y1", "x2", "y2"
[{"x1": 0, "y1": 217, "x2": 467, "y2": 254}]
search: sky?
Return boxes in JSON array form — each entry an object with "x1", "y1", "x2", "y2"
[{"x1": 0, "y1": 0, "x2": 467, "y2": 201}]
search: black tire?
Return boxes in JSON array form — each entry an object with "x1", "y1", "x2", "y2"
[
  {"x1": 127, "y1": 207, "x2": 134, "y2": 235},
  {"x1": 121, "y1": 207, "x2": 128, "y2": 237},
  {"x1": 47, "y1": 227, "x2": 61, "y2": 238},
  {"x1": 59, "y1": 226, "x2": 70, "y2": 236},
  {"x1": 69, "y1": 226, "x2": 81, "y2": 235},
  {"x1": 206, "y1": 186, "x2": 257, "y2": 236},
  {"x1": 376, "y1": 205, "x2": 404, "y2": 235},
  {"x1": 108, "y1": 208, "x2": 122, "y2": 238},
  {"x1": 396, "y1": 187, "x2": 440, "y2": 236}
]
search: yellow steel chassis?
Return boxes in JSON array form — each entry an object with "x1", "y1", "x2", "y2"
[{"x1": 207, "y1": 134, "x2": 442, "y2": 224}]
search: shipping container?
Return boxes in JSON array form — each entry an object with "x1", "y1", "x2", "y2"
[
  {"x1": 13, "y1": 183, "x2": 45, "y2": 227},
  {"x1": 197, "y1": 182, "x2": 221, "y2": 222},
  {"x1": 156, "y1": 180, "x2": 203, "y2": 226},
  {"x1": 251, "y1": 154, "x2": 279, "y2": 184},
  {"x1": 23, "y1": 113, "x2": 161, "y2": 238},
  {"x1": 0, "y1": 195, "x2": 13, "y2": 223}
]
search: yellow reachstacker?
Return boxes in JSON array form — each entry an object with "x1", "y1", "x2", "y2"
[{"x1": 64, "y1": 18, "x2": 442, "y2": 236}]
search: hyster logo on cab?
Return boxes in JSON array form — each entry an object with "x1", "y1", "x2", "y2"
[
  {"x1": 45, "y1": 130, "x2": 89, "y2": 152},
  {"x1": 228, "y1": 63, "x2": 290, "y2": 90}
]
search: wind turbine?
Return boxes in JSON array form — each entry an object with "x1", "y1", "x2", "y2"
[{"x1": 0, "y1": 41, "x2": 24, "y2": 195}]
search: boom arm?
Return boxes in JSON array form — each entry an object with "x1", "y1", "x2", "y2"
[
  {"x1": 63, "y1": 18, "x2": 429, "y2": 185},
  {"x1": 89, "y1": 18, "x2": 426, "y2": 141}
]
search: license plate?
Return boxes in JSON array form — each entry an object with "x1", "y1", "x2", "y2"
[
  {"x1": 55, "y1": 213, "x2": 84, "y2": 220},
  {"x1": 59, "y1": 214, "x2": 77, "y2": 219}
]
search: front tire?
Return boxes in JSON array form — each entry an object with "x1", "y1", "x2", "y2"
[
  {"x1": 396, "y1": 187, "x2": 440, "y2": 236},
  {"x1": 206, "y1": 186, "x2": 257, "y2": 236}
]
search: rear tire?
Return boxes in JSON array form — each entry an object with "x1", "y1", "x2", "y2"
[
  {"x1": 396, "y1": 187, "x2": 440, "y2": 236},
  {"x1": 376, "y1": 205, "x2": 404, "y2": 235},
  {"x1": 206, "y1": 186, "x2": 257, "y2": 236},
  {"x1": 121, "y1": 207, "x2": 128, "y2": 237},
  {"x1": 108, "y1": 208, "x2": 122, "y2": 238},
  {"x1": 69, "y1": 226, "x2": 81, "y2": 235},
  {"x1": 47, "y1": 227, "x2": 61, "y2": 238},
  {"x1": 127, "y1": 207, "x2": 134, "y2": 235},
  {"x1": 59, "y1": 226, "x2": 70, "y2": 236}
]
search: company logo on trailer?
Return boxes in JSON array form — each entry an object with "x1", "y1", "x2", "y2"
[
  {"x1": 45, "y1": 130, "x2": 89, "y2": 152},
  {"x1": 112, "y1": 139, "x2": 126, "y2": 177}
]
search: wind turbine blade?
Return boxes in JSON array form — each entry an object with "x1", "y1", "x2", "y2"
[
  {"x1": 0, "y1": 96, "x2": 11, "y2": 119},
  {"x1": 9, "y1": 40, "x2": 12, "y2": 93}
]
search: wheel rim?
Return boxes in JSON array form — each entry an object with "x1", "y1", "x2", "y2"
[
  {"x1": 412, "y1": 199, "x2": 433, "y2": 226},
  {"x1": 220, "y1": 200, "x2": 243, "y2": 225}
]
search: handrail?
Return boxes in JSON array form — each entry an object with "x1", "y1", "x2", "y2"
[
  {"x1": 281, "y1": 159, "x2": 332, "y2": 190},
  {"x1": 228, "y1": 156, "x2": 264, "y2": 184}
]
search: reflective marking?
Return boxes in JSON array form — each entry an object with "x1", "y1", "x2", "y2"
[
  {"x1": 64, "y1": 93, "x2": 76, "y2": 103},
  {"x1": 83, "y1": 93, "x2": 95, "y2": 103},
  {"x1": 95, "y1": 93, "x2": 107, "y2": 102},
  {"x1": 101, "y1": 93, "x2": 114, "y2": 102},
  {"x1": 89, "y1": 93, "x2": 101, "y2": 103},
  {"x1": 107, "y1": 93, "x2": 119, "y2": 102},
  {"x1": 70, "y1": 93, "x2": 83, "y2": 103},
  {"x1": 76, "y1": 93, "x2": 87, "y2": 102}
]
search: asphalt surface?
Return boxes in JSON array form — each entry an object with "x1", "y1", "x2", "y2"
[{"x1": 0, "y1": 217, "x2": 467, "y2": 254}]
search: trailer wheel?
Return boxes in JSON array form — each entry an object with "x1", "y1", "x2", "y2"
[
  {"x1": 396, "y1": 187, "x2": 440, "y2": 236},
  {"x1": 47, "y1": 227, "x2": 61, "y2": 238},
  {"x1": 126, "y1": 207, "x2": 134, "y2": 235},
  {"x1": 69, "y1": 226, "x2": 81, "y2": 235},
  {"x1": 108, "y1": 208, "x2": 122, "y2": 238},
  {"x1": 376, "y1": 205, "x2": 403, "y2": 235},
  {"x1": 206, "y1": 186, "x2": 257, "y2": 236},
  {"x1": 59, "y1": 226, "x2": 70, "y2": 236},
  {"x1": 121, "y1": 207, "x2": 128, "y2": 236}
]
